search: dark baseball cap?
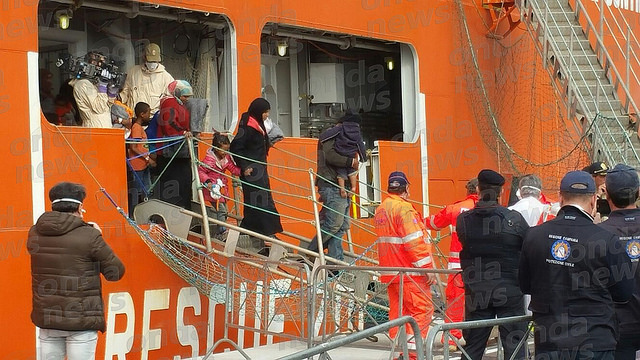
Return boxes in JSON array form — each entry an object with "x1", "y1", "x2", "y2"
[
  {"x1": 560, "y1": 170, "x2": 596, "y2": 193},
  {"x1": 583, "y1": 161, "x2": 609, "y2": 175},
  {"x1": 606, "y1": 164, "x2": 639, "y2": 197},
  {"x1": 388, "y1": 171, "x2": 409, "y2": 188},
  {"x1": 477, "y1": 169, "x2": 505, "y2": 186}
]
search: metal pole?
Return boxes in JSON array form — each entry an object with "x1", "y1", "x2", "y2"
[
  {"x1": 596, "y1": 78, "x2": 601, "y2": 113},
  {"x1": 626, "y1": 24, "x2": 631, "y2": 101},
  {"x1": 277, "y1": 316, "x2": 425, "y2": 360},
  {"x1": 599, "y1": 0, "x2": 604, "y2": 42},
  {"x1": 569, "y1": 30, "x2": 574, "y2": 76},
  {"x1": 187, "y1": 134, "x2": 213, "y2": 252},
  {"x1": 309, "y1": 169, "x2": 327, "y2": 274}
]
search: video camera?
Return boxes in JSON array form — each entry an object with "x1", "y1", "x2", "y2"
[{"x1": 57, "y1": 51, "x2": 126, "y2": 89}]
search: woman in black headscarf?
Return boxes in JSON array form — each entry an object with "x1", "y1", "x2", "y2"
[{"x1": 230, "y1": 98, "x2": 283, "y2": 248}]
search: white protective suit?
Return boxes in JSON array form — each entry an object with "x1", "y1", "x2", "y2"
[
  {"x1": 120, "y1": 64, "x2": 174, "y2": 115},
  {"x1": 73, "y1": 79, "x2": 112, "y2": 128}
]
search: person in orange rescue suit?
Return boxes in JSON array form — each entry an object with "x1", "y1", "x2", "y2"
[
  {"x1": 375, "y1": 171, "x2": 436, "y2": 360},
  {"x1": 424, "y1": 178, "x2": 478, "y2": 351}
]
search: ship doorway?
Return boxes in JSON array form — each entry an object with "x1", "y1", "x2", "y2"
[
  {"x1": 260, "y1": 24, "x2": 419, "y2": 148},
  {"x1": 37, "y1": 0, "x2": 236, "y2": 131}
]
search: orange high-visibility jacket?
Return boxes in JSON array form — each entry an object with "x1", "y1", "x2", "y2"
[
  {"x1": 425, "y1": 194, "x2": 478, "y2": 269},
  {"x1": 375, "y1": 194, "x2": 433, "y2": 283}
]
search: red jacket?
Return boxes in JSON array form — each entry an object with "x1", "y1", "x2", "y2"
[
  {"x1": 375, "y1": 194, "x2": 433, "y2": 283},
  {"x1": 425, "y1": 194, "x2": 478, "y2": 269},
  {"x1": 157, "y1": 97, "x2": 190, "y2": 138}
]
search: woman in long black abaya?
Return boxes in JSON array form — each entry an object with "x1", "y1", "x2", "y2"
[{"x1": 230, "y1": 98, "x2": 283, "y2": 251}]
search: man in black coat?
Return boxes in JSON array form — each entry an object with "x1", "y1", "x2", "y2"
[
  {"x1": 457, "y1": 169, "x2": 529, "y2": 359},
  {"x1": 598, "y1": 164, "x2": 640, "y2": 360},
  {"x1": 520, "y1": 170, "x2": 634, "y2": 359},
  {"x1": 28, "y1": 182, "x2": 125, "y2": 360}
]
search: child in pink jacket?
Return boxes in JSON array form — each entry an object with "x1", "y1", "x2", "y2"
[{"x1": 198, "y1": 133, "x2": 241, "y2": 237}]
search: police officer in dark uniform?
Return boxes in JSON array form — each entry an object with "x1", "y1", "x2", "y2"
[
  {"x1": 457, "y1": 169, "x2": 529, "y2": 359},
  {"x1": 598, "y1": 164, "x2": 640, "y2": 360},
  {"x1": 519, "y1": 170, "x2": 634, "y2": 359}
]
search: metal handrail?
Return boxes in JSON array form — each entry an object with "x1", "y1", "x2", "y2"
[
  {"x1": 425, "y1": 315, "x2": 533, "y2": 360},
  {"x1": 573, "y1": 0, "x2": 639, "y2": 116},
  {"x1": 308, "y1": 265, "x2": 458, "y2": 359},
  {"x1": 519, "y1": 0, "x2": 640, "y2": 165},
  {"x1": 277, "y1": 316, "x2": 425, "y2": 360},
  {"x1": 591, "y1": 0, "x2": 640, "y2": 93}
]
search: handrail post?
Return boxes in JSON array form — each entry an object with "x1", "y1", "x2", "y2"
[
  {"x1": 596, "y1": 78, "x2": 601, "y2": 114},
  {"x1": 626, "y1": 23, "x2": 631, "y2": 111},
  {"x1": 599, "y1": 0, "x2": 604, "y2": 42},
  {"x1": 187, "y1": 134, "x2": 213, "y2": 252},
  {"x1": 309, "y1": 169, "x2": 326, "y2": 276}
]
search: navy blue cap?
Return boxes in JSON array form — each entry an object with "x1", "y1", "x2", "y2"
[
  {"x1": 388, "y1": 171, "x2": 409, "y2": 188},
  {"x1": 606, "y1": 164, "x2": 639, "y2": 196},
  {"x1": 560, "y1": 170, "x2": 596, "y2": 193},
  {"x1": 477, "y1": 169, "x2": 505, "y2": 186}
]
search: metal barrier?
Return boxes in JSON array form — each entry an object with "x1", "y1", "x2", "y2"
[
  {"x1": 202, "y1": 256, "x2": 311, "y2": 359},
  {"x1": 309, "y1": 265, "x2": 458, "y2": 359},
  {"x1": 425, "y1": 315, "x2": 533, "y2": 360},
  {"x1": 277, "y1": 316, "x2": 425, "y2": 360}
]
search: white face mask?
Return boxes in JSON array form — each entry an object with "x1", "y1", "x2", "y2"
[{"x1": 145, "y1": 62, "x2": 159, "y2": 71}]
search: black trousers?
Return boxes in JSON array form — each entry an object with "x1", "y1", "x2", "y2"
[
  {"x1": 462, "y1": 294, "x2": 527, "y2": 360},
  {"x1": 155, "y1": 156, "x2": 193, "y2": 209},
  {"x1": 535, "y1": 349, "x2": 614, "y2": 360},
  {"x1": 615, "y1": 334, "x2": 640, "y2": 360}
]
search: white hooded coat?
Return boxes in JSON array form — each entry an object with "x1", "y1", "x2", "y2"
[
  {"x1": 120, "y1": 64, "x2": 174, "y2": 115},
  {"x1": 73, "y1": 79, "x2": 112, "y2": 128}
]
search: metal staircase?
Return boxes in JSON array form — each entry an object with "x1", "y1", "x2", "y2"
[{"x1": 516, "y1": 0, "x2": 640, "y2": 167}]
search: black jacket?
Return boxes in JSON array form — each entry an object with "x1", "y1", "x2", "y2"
[
  {"x1": 27, "y1": 211, "x2": 125, "y2": 332},
  {"x1": 598, "y1": 208, "x2": 640, "y2": 337},
  {"x1": 457, "y1": 200, "x2": 529, "y2": 305},
  {"x1": 519, "y1": 205, "x2": 634, "y2": 351},
  {"x1": 315, "y1": 130, "x2": 354, "y2": 188}
]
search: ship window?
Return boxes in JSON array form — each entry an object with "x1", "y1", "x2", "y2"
[
  {"x1": 260, "y1": 23, "x2": 418, "y2": 148},
  {"x1": 37, "y1": 0, "x2": 236, "y2": 131}
]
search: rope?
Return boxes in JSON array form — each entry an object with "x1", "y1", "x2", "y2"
[
  {"x1": 271, "y1": 145, "x2": 317, "y2": 164},
  {"x1": 148, "y1": 139, "x2": 187, "y2": 193},
  {"x1": 193, "y1": 137, "x2": 307, "y2": 173}
]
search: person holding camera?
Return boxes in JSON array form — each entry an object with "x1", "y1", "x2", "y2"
[
  {"x1": 71, "y1": 51, "x2": 119, "y2": 128},
  {"x1": 28, "y1": 182, "x2": 125, "y2": 360}
]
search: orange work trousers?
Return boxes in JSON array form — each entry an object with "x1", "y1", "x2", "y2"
[
  {"x1": 444, "y1": 273, "x2": 465, "y2": 342},
  {"x1": 387, "y1": 279, "x2": 433, "y2": 341}
]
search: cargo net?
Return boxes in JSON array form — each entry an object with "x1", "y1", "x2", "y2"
[
  {"x1": 453, "y1": 0, "x2": 592, "y2": 191},
  {"x1": 129, "y1": 218, "x2": 311, "y2": 337}
]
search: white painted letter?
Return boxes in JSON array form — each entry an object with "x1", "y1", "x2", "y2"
[
  {"x1": 141, "y1": 289, "x2": 170, "y2": 360},
  {"x1": 104, "y1": 292, "x2": 135, "y2": 360},
  {"x1": 175, "y1": 287, "x2": 201, "y2": 359}
]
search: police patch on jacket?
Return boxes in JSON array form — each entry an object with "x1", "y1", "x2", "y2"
[
  {"x1": 626, "y1": 239, "x2": 640, "y2": 260},
  {"x1": 546, "y1": 234, "x2": 575, "y2": 267}
]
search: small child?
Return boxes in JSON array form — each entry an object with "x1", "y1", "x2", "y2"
[
  {"x1": 329, "y1": 110, "x2": 367, "y2": 198},
  {"x1": 198, "y1": 133, "x2": 241, "y2": 237},
  {"x1": 127, "y1": 102, "x2": 155, "y2": 216}
]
